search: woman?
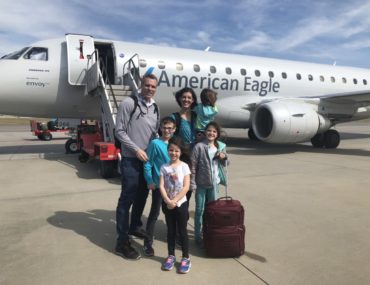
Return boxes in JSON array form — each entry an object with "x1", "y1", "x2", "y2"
[{"x1": 171, "y1": 87, "x2": 198, "y2": 147}]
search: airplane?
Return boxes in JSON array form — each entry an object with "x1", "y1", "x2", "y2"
[{"x1": 1, "y1": 33, "x2": 370, "y2": 150}]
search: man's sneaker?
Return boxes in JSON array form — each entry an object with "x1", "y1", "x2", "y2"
[
  {"x1": 143, "y1": 244, "x2": 154, "y2": 257},
  {"x1": 128, "y1": 228, "x2": 148, "y2": 239},
  {"x1": 115, "y1": 240, "x2": 141, "y2": 260},
  {"x1": 178, "y1": 257, "x2": 191, "y2": 274},
  {"x1": 162, "y1": 255, "x2": 176, "y2": 271}
]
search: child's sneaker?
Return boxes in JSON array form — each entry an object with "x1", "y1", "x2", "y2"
[
  {"x1": 178, "y1": 257, "x2": 191, "y2": 274},
  {"x1": 162, "y1": 255, "x2": 176, "y2": 271},
  {"x1": 143, "y1": 243, "x2": 154, "y2": 257}
]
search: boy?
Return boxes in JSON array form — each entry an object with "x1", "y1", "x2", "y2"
[{"x1": 143, "y1": 116, "x2": 176, "y2": 256}]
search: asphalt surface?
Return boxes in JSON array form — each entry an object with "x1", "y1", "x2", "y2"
[{"x1": 1, "y1": 122, "x2": 370, "y2": 285}]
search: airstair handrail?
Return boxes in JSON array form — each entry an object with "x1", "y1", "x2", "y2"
[
  {"x1": 122, "y1": 53, "x2": 140, "y2": 92},
  {"x1": 98, "y1": 57, "x2": 119, "y2": 111}
]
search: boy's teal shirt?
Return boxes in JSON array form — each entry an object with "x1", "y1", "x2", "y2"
[{"x1": 143, "y1": 138, "x2": 170, "y2": 187}]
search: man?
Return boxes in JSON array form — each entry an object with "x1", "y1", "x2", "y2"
[{"x1": 115, "y1": 74, "x2": 160, "y2": 260}]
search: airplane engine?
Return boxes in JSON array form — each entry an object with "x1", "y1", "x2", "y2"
[{"x1": 252, "y1": 101, "x2": 331, "y2": 143}]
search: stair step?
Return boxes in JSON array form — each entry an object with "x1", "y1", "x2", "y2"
[{"x1": 108, "y1": 84, "x2": 132, "y2": 91}]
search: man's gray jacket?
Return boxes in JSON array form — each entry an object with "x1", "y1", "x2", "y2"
[{"x1": 115, "y1": 95, "x2": 159, "y2": 158}]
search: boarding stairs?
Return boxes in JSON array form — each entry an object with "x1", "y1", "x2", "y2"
[{"x1": 85, "y1": 51, "x2": 141, "y2": 144}]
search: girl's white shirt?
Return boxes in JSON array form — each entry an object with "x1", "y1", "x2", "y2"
[{"x1": 160, "y1": 161, "x2": 191, "y2": 207}]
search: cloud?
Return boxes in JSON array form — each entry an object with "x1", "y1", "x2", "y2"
[
  {"x1": 233, "y1": 31, "x2": 272, "y2": 51},
  {"x1": 1, "y1": 0, "x2": 370, "y2": 68}
]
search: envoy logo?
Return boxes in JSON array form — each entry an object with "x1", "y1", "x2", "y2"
[{"x1": 26, "y1": 81, "x2": 48, "y2": 87}]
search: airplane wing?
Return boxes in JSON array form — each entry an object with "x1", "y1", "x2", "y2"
[
  {"x1": 313, "y1": 89, "x2": 370, "y2": 106},
  {"x1": 242, "y1": 90, "x2": 370, "y2": 111},
  {"x1": 242, "y1": 89, "x2": 370, "y2": 122}
]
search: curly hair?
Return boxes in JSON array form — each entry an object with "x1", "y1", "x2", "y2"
[{"x1": 174, "y1": 87, "x2": 198, "y2": 109}]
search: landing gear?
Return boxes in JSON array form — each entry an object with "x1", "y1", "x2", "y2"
[
  {"x1": 311, "y1": 129, "x2": 340, "y2": 149},
  {"x1": 311, "y1": 134, "x2": 324, "y2": 148},
  {"x1": 248, "y1": 128, "x2": 259, "y2": 141}
]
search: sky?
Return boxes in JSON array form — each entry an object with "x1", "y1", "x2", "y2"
[{"x1": 2, "y1": 0, "x2": 370, "y2": 68}]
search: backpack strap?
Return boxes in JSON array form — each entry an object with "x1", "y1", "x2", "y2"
[
  {"x1": 128, "y1": 94, "x2": 159, "y2": 124},
  {"x1": 128, "y1": 94, "x2": 139, "y2": 125},
  {"x1": 153, "y1": 102, "x2": 159, "y2": 121}
]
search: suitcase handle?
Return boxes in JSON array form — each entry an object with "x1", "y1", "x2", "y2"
[
  {"x1": 213, "y1": 156, "x2": 229, "y2": 198},
  {"x1": 217, "y1": 196, "x2": 233, "y2": 200}
]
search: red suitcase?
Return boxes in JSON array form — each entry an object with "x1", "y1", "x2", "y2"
[{"x1": 203, "y1": 196, "x2": 245, "y2": 258}]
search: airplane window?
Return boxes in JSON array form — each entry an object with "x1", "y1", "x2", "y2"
[
  {"x1": 320, "y1": 75, "x2": 325, "y2": 82},
  {"x1": 194, "y1": 64, "x2": 200, "y2": 72},
  {"x1": 353, "y1": 78, "x2": 358, "y2": 84},
  {"x1": 255, "y1": 70, "x2": 261, "y2": 77},
  {"x1": 176, "y1": 63, "x2": 183, "y2": 71},
  {"x1": 2, "y1": 47, "x2": 30, "y2": 60},
  {"x1": 268, "y1": 71, "x2": 274, "y2": 78},
  {"x1": 240, "y1": 68, "x2": 246, "y2": 76},
  {"x1": 281, "y1": 72, "x2": 287, "y2": 79},
  {"x1": 363, "y1": 79, "x2": 367, "y2": 85},
  {"x1": 23, "y1": 47, "x2": 48, "y2": 61},
  {"x1": 342, "y1": 77, "x2": 347, "y2": 84},
  {"x1": 308, "y1": 74, "x2": 313, "y2": 81},
  {"x1": 330, "y1": 76, "x2": 335, "y2": 83},
  {"x1": 139, "y1": 59, "x2": 147, "y2": 68},
  {"x1": 226, "y1": 67, "x2": 232, "y2": 75},
  {"x1": 158, "y1": 61, "x2": 165, "y2": 69},
  {"x1": 296, "y1": 73, "x2": 302, "y2": 80},
  {"x1": 210, "y1": 66, "x2": 216, "y2": 73}
]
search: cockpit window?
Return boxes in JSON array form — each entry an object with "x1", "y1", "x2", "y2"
[
  {"x1": 1, "y1": 47, "x2": 30, "y2": 60},
  {"x1": 23, "y1": 47, "x2": 48, "y2": 61}
]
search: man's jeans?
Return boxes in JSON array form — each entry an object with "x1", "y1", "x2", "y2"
[{"x1": 116, "y1": 157, "x2": 149, "y2": 243}]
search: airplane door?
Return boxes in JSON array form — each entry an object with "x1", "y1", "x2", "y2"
[{"x1": 66, "y1": 34, "x2": 95, "y2": 85}]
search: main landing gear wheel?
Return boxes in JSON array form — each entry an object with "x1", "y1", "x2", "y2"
[
  {"x1": 65, "y1": 138, "x2": 80, "y2": 154},
  {"x1": 323, "y1": 129, "x2": 340, "y2": 149},
  {"x1": 311, "y1": 130, "x2": 340, "y2": 149},
  {"x1": 311, "y1": 133, "x2": 325, "y2": 148},
  {"x1": 248, "y1": 128, "x2": 258, "y2": 141}
]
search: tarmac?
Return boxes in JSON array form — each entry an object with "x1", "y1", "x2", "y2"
[{"x1": 1, "y1": 122, "x2": 370, "y2": 285}]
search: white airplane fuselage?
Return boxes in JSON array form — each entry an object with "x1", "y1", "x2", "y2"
[{"x1": 1, "y1": 35, "x2": 370, "y2": 147}]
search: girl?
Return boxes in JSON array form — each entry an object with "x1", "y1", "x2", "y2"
[
  {"x1": 190, "y1": 121, "x2": 229, "y2": 246},
  {"x1": 194, "y1": 88, "x2": 218, "y2": 136},
  {"x1": 159, "y1": 136, "x2": 191, "y2": 274}
]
